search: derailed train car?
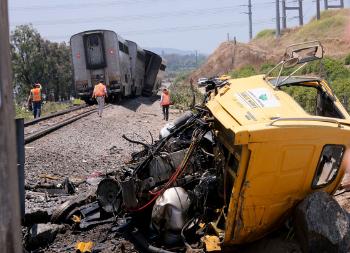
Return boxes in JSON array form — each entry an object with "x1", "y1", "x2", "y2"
[
  {"x1": 155, "y1": 60, "x2": 167, "y2": 93},
  {"x1": 127, "y1": 40, "x2": 146, "y2": 96},
  {"x1": 143, "y1": 50, "x2": 163, "y2": 96},
  {"x1": 70, "y1": 30, "x2": 165, "y2": 103}
]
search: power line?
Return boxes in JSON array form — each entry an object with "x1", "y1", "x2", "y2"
[
  {"x1": 40, "y1": 18, "x2": 274, "y2": 41},
  {"x1": 10, "y1": 0, "x2": 244, "y2": 11},
  {"x1": 11, "y1": 6, "x2": 246, "y2": 27}
]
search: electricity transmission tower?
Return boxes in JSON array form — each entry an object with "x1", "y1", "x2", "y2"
[
  {"x1": 324, "y1": 0, "x2": 344, "y2": 9},
  {"x1": 281, "y1": 0, "x2": 303, "y2": 29}
]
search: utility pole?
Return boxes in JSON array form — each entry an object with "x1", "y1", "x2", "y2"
[
  {"x1": 298, "y1": 0, "x2": 303, "y2": 26},
  {"x1": 281, "y1": 0, "x2": 287, "y2": 29},
  {"x1": 316, "y1": 0, "x2": 321, "y2": 20},
  {"x1": 195, "y1": 50, "x2": 198, "y2": 67},
  {"x1": 324, "y1": 0, "x2": 344, "y2": 9},
  {"x1": 276, "y1": 0, "x2": 281, "y2": 38},
  {"x1": 248, "y1": 0, "x2": 253, "y2": 40},
  {"x1": 0, "y1": 0, "x2": 23, "y2": 252},
  {"x1": 281, "y1": 0, "x2": 303, "y2": 28},
  {"x1": 243, "y1": 0, "x2": 253, "y2": 40}
]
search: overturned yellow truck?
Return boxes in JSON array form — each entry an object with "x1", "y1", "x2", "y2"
[
  {"x1": 206, "y1": 41, "x2": 350, "y2": 245},
  {"x1": 53, "y1": 41, "x2": 350, "y2": 253}
]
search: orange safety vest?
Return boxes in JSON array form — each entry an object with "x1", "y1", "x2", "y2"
[
  {"x1": 161, "y1": 91, "x2": 170, "y2": 106},
  {"x1": 31, "y1": 88, "x2": 42, "y2": 102},
  {"x1": 93, "y1": 83, "x2": 106, "y2": 97}
]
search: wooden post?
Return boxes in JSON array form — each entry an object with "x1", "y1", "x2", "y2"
[{"x1": 0, "y1": 0, "x2": 23, "y2": 252}]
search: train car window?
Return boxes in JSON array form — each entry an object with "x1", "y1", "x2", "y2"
[
  {"x1": 118, "y1": 42, "x2": 124, "y2": 53},
  {"x1": 137, "y1": 52, "x2": 145, "y2": 62},
  {"x1": 312, "y1": 145, "x2": 345, "y2": 188},
  {"x1": 88, "y1": 35, "x2": 99, "y2": 47},
  {"x1": 118, "y1": 42, "x2": 129, "y2": 54}
]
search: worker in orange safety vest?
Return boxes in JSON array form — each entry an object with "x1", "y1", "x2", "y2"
[
  {"x1": 92, "y1": 80, "x2": 108, "y2": 117},
  {"x1": 160, "y1": 88, "x2": 171, "y2": 121},
  {"x1": 27, "y1": 83, "x2": 42, "y2": 118}
]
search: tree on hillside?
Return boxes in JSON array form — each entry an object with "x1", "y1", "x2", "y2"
[
  {"x1": 11, "y1": 25, "x2": 46, "y2": 101},
  {"x1": 11, "y1": 24, "x2": 73, "y2": 102},
  {"x1": 41, "y1": 40, "x2": 72, "y2": 101}
]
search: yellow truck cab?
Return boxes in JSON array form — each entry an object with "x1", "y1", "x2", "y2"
[{"x1": 206, "y1": 41, "x2": 350, "y2": 245}]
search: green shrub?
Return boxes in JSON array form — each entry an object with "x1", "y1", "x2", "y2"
[
  {"x1": 72, "y1": 98, "x2": 85, "y2": 105},
  {"x1": 331, "y1": 78, "x2": 350, "y2": 111},
  {"x1": 169, "y1": 72, "x2": 204, "y2": 110},
  {"x1": 15, "y1": 103, "x2": 33, "y2": 120},
  {"x1": 228, "y1": 65, "x2": 257, "y2": 78},
  {"x1": 344, "y1": 54, "x2": 350, "y2": 65},
  {"x1": 16, "y1": 101, "x2": 73, "y2": 120},
  {"x1": 254, "y1": 29, "x2": 275, "y2": 40},
  {"x1": 259, "y1": 63, "x2": 276, "y2": 73}
]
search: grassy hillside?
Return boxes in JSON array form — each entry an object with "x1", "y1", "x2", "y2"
[
  {"x1": 191, "y1": 9, "x2": 350, "y2": 81},
  {"x1": 252, "y1": 9, "x2": 350, "y2": 58}
]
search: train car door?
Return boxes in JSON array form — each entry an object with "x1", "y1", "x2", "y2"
[{"x1": 83, "y1": 33, "x2": 106, "y2": 70}]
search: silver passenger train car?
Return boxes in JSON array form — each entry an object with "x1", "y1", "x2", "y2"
[
  {"x1": 127, "y1": 40, "x2": 145, "y2": 96},
  {"x1": 155, "y1": 60, "x2": 166, "y2": 93},
  {"x1": 70, "y1": 30, "x2": 165, "y2": 103},
  {"x1": 143, "y1": 50, "x2": 162, "y2": 96}
]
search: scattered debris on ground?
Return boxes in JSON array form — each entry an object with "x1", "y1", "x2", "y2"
[{"x1": 23, "y1": 42, "x2": 350, "y2": 252}]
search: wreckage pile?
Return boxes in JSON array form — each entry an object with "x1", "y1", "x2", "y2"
[
  {"x1": 23, "y1": 104, "x2": 350, "y2": 252},
  {"x1": 23, "y1": 106, "x2": 228, "y2": 252},
  {"x1": 23, "y1": 94, "x2": 350, "y2": 253}
]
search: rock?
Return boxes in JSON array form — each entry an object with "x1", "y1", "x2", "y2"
[
  {"x1": 294, "y1": 191, "x2": 350, "y2": 253},
  {"x1": 24, "y1": 223, "x2": 65, "y2": 250}
]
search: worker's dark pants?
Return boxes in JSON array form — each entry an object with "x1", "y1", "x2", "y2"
[
  {"x1": 32, "y1": 101, "x2": 42, "y2": 118},
  {"x1": 162, "y1": 105, "x2": 169, "y2": 121}
]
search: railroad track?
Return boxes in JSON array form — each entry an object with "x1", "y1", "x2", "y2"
[
  {"x1": 24, "y1": 105, "x2": 110, "y2": 144},
  {"x1": 24, "y1": 104, "x2": 88, "y2": 127}
]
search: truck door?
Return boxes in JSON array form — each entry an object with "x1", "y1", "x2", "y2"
[{"x1": 225, "y1": 124, "x2": 349, "y2": 245}]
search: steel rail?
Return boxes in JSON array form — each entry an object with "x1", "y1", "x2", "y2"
[
  {"x1": 25, "y1": 105, "x2": 110, "y2": 144},
  {"x1": 24, "y1": 104, "x2": 89, "y2": 127}
]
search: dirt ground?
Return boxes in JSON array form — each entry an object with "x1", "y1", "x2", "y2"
[{"x1": 24, "y1": 95, "x2": 350, "y2": 253}]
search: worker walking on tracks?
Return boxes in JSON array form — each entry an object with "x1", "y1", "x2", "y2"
[
  {"x1": 28, "y1": 83, "x2": 42, "y2": 118},
  {"x1": 160, "y1": 88, "x2": 171, "y2": 121},
  {"x1": 92, "y1": 80, "x2": 108, "y2": 117}
]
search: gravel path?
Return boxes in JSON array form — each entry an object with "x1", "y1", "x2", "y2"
[{"x1": 24, "y1": 96, "x2": 181, "y2": 252}]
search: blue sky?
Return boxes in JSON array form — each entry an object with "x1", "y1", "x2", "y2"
[{"x1": 8, "y1": 0, "x2": 350, "y2": 54}]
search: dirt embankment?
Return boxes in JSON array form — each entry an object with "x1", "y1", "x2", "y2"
[
  {"x1": 191, "y1": 42, "x2": 271, "y2": 81},
  {"x1": 191, "y1": 9, "x2": 350, "y2": 81}
]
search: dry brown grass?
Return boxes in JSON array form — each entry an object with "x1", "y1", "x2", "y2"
[{"x1": 191, "y1": 9, "x2": 350, "y2": 81}]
